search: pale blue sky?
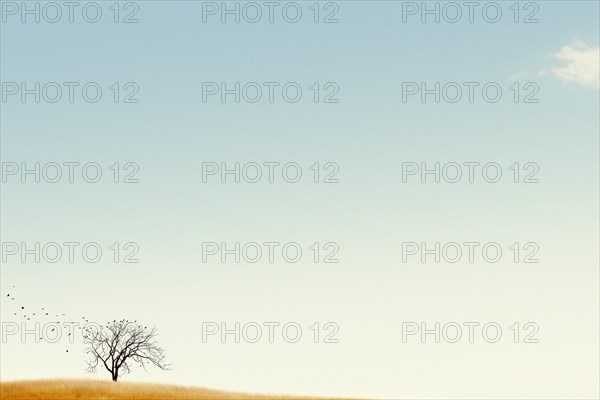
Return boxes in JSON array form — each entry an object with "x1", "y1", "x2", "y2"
[{"x1": 1, "y1": 1, "x2": 599, "y2": 398}]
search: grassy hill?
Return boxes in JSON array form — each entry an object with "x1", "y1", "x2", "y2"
[{"x1": 0, "y1": 379, "x2": 349, "y2": 400}]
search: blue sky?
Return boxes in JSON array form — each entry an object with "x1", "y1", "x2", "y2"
[{"x1": 1, "y1": 1, "x2": 599, "y2": 398}]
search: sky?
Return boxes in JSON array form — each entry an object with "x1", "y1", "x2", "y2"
[{"x1": 1, "y1": 1, "x2": 599, "y2": 399}]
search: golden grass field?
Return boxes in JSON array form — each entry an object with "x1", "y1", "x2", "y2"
[{"x1": 0, "y1": 379, "x2": 352, "y2": 400}]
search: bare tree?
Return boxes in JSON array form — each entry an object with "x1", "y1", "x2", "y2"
[{"x1": 83, "y1": 319, "x2": 170, "y2": 381}]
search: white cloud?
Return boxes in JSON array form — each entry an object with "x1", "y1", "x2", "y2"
[{"x1": 545, "y1": 40, "x2": 599, "y2": 90}]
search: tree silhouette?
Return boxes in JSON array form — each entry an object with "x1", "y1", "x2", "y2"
[{"x1": 83, "y1": 320, "x2": 169, "y2": 381}]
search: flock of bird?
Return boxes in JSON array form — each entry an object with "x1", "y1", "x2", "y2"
[
  {"x1": 3, "y1": 285, "x2": 148, "y2": 356},
  {"x1": 3, "y1": 284, "x2": 94, "y2": 353}
]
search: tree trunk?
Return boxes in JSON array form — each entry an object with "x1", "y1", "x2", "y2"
[{"x1": 112, "y1": 372, "x2": 118, "y2": 382}]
